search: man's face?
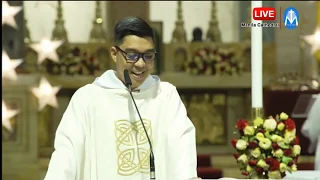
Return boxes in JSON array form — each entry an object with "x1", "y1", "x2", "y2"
[{"x1": 110, "y1": 35, "x2": 155, "y2": 89}]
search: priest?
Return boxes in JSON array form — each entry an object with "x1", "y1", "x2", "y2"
[
  {"x1": 44, "y1": 16, "x2": 200, "y2": 180},
  {"x1": 301, "y1": 94, "x2": 320, "y2": 170}
]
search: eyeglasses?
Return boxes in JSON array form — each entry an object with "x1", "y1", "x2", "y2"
[{"x1": 115, "y1": 46, "x2": 156, "y2": 63}]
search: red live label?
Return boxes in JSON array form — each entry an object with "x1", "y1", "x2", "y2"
[{"x1": 252, "y1": 7, "x2": 276, "y2": 21}]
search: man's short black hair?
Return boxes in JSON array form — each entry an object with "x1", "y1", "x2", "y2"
[{"x1": 114, "y1": 16, "x2": 155, "y2": 45}]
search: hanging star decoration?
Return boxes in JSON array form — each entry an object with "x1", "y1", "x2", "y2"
[
  {"x1": 303, "y1": 26, "x2": 320, "y2": 54},
  {"x1": 29, "y1": 38, "x2": 64, "y2": 64},
  {"x1": 2, "y1": 1, "x2": 22, "y2": 29},
  {"x1": 31, "y1": 77, "x2": 61, "y2": 111},
  {"x1": 2, "y1": 51, "x2": 23, "y2": 81},
  {"x1": 2, "y1": 100, "x2": 19, "y2": 132}
]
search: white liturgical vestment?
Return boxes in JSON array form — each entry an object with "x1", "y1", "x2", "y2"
[
  {"x1": 301, "y1": 94, "x2": 320, "y2": 170},
  {"x1": 44, "y1": 70, "x2": 198, "y2": 180}
]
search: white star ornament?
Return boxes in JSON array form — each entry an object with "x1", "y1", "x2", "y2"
[
  {"x1": 2, "y1": 51, "x2": 23, "y2": 81},
  {"x1": 31, "y1": 77, "x2": 61, "y2": 111},
  {"x1": 303, "y1": 26, "x2": 320, "y2": 54},
  {"x1": 2, "y1": 1, "x2": 22, "y2": 29},
  {"x1": 2, "y1": 100, "x2": 19, "y2": 132},
  {"x1": 29, "y1": 38, "x2": 64, "y2": 64}
]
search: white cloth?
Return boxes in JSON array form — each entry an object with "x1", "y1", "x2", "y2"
[
  {"x1": 301, "y1": 93, "x2": 320, "y2": 170},
  {"x1": 283, "y1": 170, "x2": 320, "y2": 179},
  {"x1": 44, "y1": 70, "x2": 198, "y2": 180}
]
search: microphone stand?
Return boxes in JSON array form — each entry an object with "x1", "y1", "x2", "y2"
[{"x1": 125, "y1": 73, "x2": 156, "y2": 180}]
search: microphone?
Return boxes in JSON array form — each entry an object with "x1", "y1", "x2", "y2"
[{"x1": 123, "y1": 69, "x2": 156, "y2": 180}]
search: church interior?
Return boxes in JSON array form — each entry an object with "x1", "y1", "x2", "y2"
[{"x1": 2, "y1": 1, "x2": 320, "y2": 179}]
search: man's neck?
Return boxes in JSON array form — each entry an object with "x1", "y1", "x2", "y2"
[{"x1": 115, "y1": 71, "x2": 139, "y2": 90}]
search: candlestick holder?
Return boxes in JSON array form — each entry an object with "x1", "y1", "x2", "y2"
[
  {"x1": 52, "y1": 1, "x2": 68, "y2": 42},
  {"x1": 206, "y1": 1, "x2": 221, "y2": 42},
  {"x1": 89, "y1": 1, "x2": 107, "y2": 43},
  {"x1": 171, "y1": 1, "x2": 187, "y2": 43},
  {"x1": 251, "y1": 107, "x2": 264, "y2": 119}
]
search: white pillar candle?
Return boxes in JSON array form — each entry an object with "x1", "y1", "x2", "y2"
[{"x1": 251, "y1": 1, "x2": 263, "y2": 108}]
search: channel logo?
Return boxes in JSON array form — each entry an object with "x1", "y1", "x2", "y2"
[{"x1": 283, "y1": 7, "x2": 299, "y2": 30}]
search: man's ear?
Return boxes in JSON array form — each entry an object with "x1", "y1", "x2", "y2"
[{"x1": 110, "y1": 46, "x2": 117, "y2": 62}]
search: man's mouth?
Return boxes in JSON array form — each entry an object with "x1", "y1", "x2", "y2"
[
  {"x1": 132, "y1": 71, "x2": 144, "y2": 76},
  {"x1": 131, "y1": 71, "x2": 145, "y2": 80}
]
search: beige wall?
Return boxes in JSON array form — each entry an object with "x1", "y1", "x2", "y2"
[
  {"x1": 149, "y1": 1, "x2": 240, "y2": 43},
  {"x1": 24, "y1": 1, "x2": 108, "y2": 43},
  {"x1": 24, "y1": 1, "x2": 240, "y2": 44},
  {"x1": 24, "y1": 1, "x2": 318, "y2": 76}
]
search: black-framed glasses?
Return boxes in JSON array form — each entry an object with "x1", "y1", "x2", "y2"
[{"x1": 115, "y1": 46, "x2": 156, "y2": 63}]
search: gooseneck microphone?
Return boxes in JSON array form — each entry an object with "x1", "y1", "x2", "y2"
[{"x1": 123, "y1": 69, "x2": 156, "y2": 180}]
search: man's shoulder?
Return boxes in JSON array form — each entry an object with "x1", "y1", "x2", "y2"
[
  {"x1": 159, "y1": 81, "x2": 177, "y2": 91},
  {"x1": 159, "y1": 81, "x2": 178, "y2": 97},
  {"x1": 76, "y1": 84, "x2": 96, "y2": 93},
  {"x1": 72, "y1": 84, "x2": 98, "y2": 98}
]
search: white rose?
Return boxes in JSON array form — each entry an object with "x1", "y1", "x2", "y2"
[
  {"x1": 251, "y1": 147, "x2": 261, "y2": 158},
  {"x1": 280, "y1": 112, "x2": 289, "y2": 120},
  {"x1": 236, "y1": 139, "x2": 248, "y2": 150},
  {"x1": 263, "y1": 118, "x2": 277, "y2": 131},
  {"x1": 273, "y1": 149, "x2": 284, "y2": 158},
  {"x1": 257, "y1": 159, "x2": 268, "y2": 168},
  {"x1": 291, "y1": 164, "x2": 297, "y2": 172},
  {"x1": 237, "y1": 154, "x2": 248, "y2": 164},
  {"x1": 284, "y1": 130, "x2": 296, "y2": 142},
  {"x1": 292, "y1": 145, "x2": 301, "y2": 156},
  {"x1": 259, "y1": 138, "x2": 272, "y2": 150},
  {"x1": 246, "y1": 165, "x2": 252, "y2": 172},
  {"x1": 244, "y1": 126, "x2": 255, "y2": 136},
  {"x1": 268, "y1": 170, "x2": 281, "y2": 179},
  {"x1": 271, "y1": 134, "x2": 283, "y2": 142},
  {"x1": 280, "y1": 163, "x2": 287, "y2": 172},
  {"x1": 256, "y1": 132, "x2": 265, "y2": 141}
]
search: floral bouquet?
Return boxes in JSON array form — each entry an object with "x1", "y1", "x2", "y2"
[
  {"x1": 183, "y1": 47, "x2": 243, "y2": 76},
  {"x1": 231, "y1": 112, "x2": 301, "y2": 179}
]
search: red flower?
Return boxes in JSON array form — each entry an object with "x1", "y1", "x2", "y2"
[
  {"x1": 241, "y1": 171, "x2": 249, "y2": 176},
  {"x1": 272, "y1": 143, "x2": 280, "y2": 150},
  {"x1": 285, "y1": 118, "x2": 296, "y2": 131},
  {"x1": 258, "y1": 129, "x2": 265, "y2": 133},
  {"x1": 265, "y1": 157, "x2": 274, "y2": 165},
  {"x1": 281, "y1": 172, "x2": 286, "y2": 178},
  {"x1": 233, "y1": 153, "x2": 240, "y2": 159},
  {"x1": 249, "y1": 159, "x2": 258, "y2": 166},
  {"x1": 294, "y1": 157, "x2": 298, "y2": 163},
  {"x1": 231, "y1": 138, "x2": 237, "y2": 148},
  {"x1": 290, "y1": 137, "x2": 299, "y2": 145},
  {"x1": 256, "y1": 167, "x2": 264, "y2": 174},
  {"x1": 284, "y1": 149, "x2": 292, "y2": 156},
  {"x1": 237, "y1": 119, "x2": 249, "y2": 131},
  {"x1": 288, "y1": 161, "x2": 294, "y2": 166},
  {"x1": 270, "y1": 159, "x2": 280, "y2": 171},
  {"x1": 248, "y1": 141, "x2": 258, "y2": 149}
]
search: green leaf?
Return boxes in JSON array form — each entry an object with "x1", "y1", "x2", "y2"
[
  {"x1": 282, "y1": 156, "x2": 293, "y2": 164},
  {"x1": 264, "y1": 131, "x2": 271, "y2": 139},
  {"x1": 242, "y1": 136, "x2": 249, "y2": 141},
  {"x1": 249, "y1": 136, "x2": 256, "y2": 142},
  {"x1": 278, "y1": 142, "x2": 290, "y2": 149}
]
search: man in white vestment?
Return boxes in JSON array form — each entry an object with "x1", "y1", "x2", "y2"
[
  {"x1": 44, "y1": 17, "x2": 200, "y2": 180},
  {"x1": 301, "y1": 94, "x2": 320, "y2": 170}
]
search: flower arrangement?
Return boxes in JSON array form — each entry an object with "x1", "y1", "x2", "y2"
[
  {"x1": 183, "y1": 47, "x2": 243, "y2": 76},
  {"x1": 231, "y1": 112, "x2": 301, "y2": 179},
  {"x1": 45, "y1": 47, "x2": 101, "y2": 76}
]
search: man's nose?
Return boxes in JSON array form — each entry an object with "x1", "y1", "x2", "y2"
[{"x1": 134, "y1": 58, "x2": 145, "y2": 68}]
